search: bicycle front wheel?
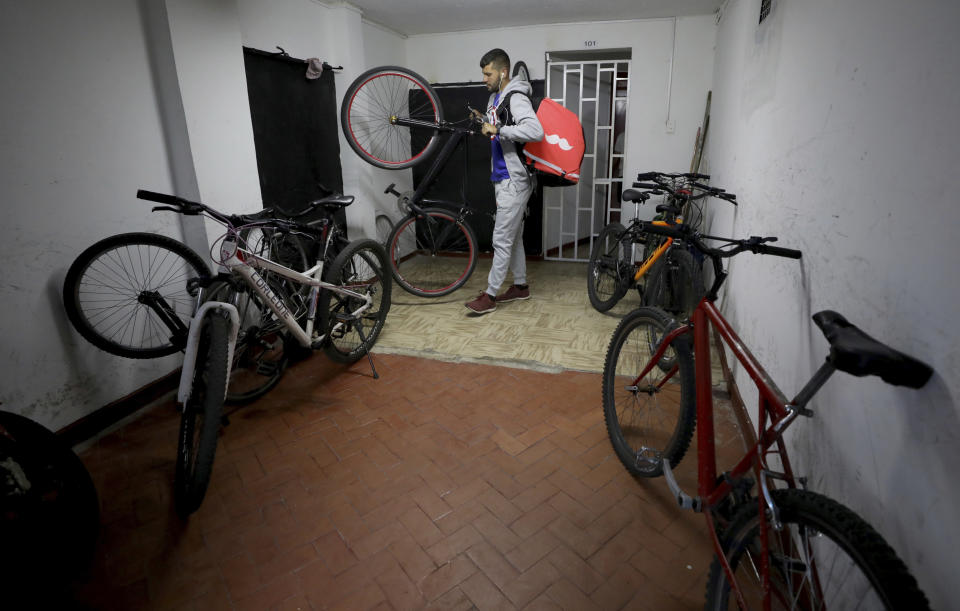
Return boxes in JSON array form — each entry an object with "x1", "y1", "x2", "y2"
[
  {"x1": 705, "y1": 489, "x2": 930, "y2": 610},
  {"x1": 63, "y1": 232, "x2": 211, "y2": 359},
  {"x1": 174, "y1": 311, "x2": 230, "y2": 518},
  {"x1": 387, "y1": 208, "x2": 478, "y2": 297},
  {"x1": 602, "y1": 307, "x2": 695, "y2": 478},
  {"x1": 587, "y1": 222, "x2": 631, "y2": 312},
  {"x1": 341, "y1": 65, "x2": 444, "y2": 169},
  {"x1": 319, "y1": 239, "x2": 392, "y2": 363}
]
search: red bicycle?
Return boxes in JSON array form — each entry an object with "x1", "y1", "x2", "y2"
[{"x1": 602, "y1": 216, "x2": 932, "y2": 609}]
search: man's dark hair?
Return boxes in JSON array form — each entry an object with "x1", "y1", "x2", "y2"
[{"x1": 480, "y1": 48, "x2": 510, "y2": 72}]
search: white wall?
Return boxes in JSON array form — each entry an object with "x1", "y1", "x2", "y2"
[
  {"x1": 706, "y1": 0, "x2": 960, "y2": 607},
  {"x1": 0, "y1": 1, "x2": 188, "y2": 429}
]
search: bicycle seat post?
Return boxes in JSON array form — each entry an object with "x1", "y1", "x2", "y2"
[{"x1": 788, "y1": 354, "x2": 837, "y2": 415}]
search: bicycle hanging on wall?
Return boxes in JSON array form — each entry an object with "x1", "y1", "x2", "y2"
[{"x1": 340, "y1": 63, "x2": 531, "y2": 298}]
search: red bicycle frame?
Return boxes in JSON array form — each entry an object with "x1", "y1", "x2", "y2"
[{"x1": 633, "y1": 298, "x2": 820, "y2": 610}]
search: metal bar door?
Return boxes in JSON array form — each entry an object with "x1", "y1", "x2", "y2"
[{"x1": 543, "y1": 59, "x2": 631, "y2": 261}]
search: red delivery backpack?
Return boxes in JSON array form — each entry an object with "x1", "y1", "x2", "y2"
[{"x1": 498, "y1": 92, "x2": 585, "y2": 187}]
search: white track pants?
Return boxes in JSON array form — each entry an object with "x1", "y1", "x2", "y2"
[{"x1": 487, "y1": 178, "x2": 533, "y2": 295}]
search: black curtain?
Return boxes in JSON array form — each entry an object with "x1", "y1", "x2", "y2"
[
  {"x1": 243, "y1": 48, "x2": 344, "y2": 226},
  {"x1": 411, "y1": 80, "x2": 545, "y2": 254}
]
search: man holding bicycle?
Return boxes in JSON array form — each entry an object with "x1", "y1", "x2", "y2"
[{"x1": 465, "y1": 48, "x2": 544, "y2": 315}]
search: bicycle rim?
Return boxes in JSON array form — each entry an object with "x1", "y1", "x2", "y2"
[
  {"x1": 321, "y1": 240, "x2": 391, "y2": 363},
  {"x1": 342, "y1": 67, "x2": 442, "y2": 168},
  {"x1": 706, "y1": 489, "x2": 930, "y2": 610},
  {"x1": 64, "y1": 233, "x2": 210, "y2": 358},
  {"x1": 602, "y1": 308, "x2": 695, "y2": 478},
  {"x1": 388, "y1": 209, "x2": 477, "y2": 297}
]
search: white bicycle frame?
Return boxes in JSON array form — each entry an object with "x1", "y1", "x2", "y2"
[
  {"x1": 177, "y1": 231, "x2": 375, "y2": 405},
  {"x1": 218, "y1": 234, "x2": 374, "y2": 349}
]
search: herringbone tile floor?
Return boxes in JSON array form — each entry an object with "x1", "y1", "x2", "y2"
[{"x1": 73, "y1": 351, "x2": 745, "y2": 610}]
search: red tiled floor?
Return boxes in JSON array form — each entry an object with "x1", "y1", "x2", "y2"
[{"x1": 71, "y1": 353, "x2": 744, "y2": 610}]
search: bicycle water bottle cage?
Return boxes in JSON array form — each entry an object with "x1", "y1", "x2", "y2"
[{"x1": 812, "y1": 310, "x2": 934, "y2": 388}]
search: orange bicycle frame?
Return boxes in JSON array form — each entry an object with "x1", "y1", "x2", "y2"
[{"x1": 632, "y1": 219, "x2": 681, "y2": 282}]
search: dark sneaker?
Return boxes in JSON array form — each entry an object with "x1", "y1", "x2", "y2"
[
  {"x1": 497, "y1": 284, "x2": 530, "y2": 303},
  {"x1": 465, "y1": 292, "x2": 497, "y2": 314}
]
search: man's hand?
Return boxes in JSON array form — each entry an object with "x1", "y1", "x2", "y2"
[{"x1": 481, "y1": 122, "x2": 498, "y2": 137}]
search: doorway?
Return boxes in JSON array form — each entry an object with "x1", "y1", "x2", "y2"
[{"x1": 542, "y1": 51, "x2": 631, "y2": 261}]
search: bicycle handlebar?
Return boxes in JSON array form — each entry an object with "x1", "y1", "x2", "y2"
[
  {"x1": 637, "y1": 220, "x2": 802, "y2": 260},
  {"x1": 137, "y1": 189, "x2": 326, "y2": 234}
]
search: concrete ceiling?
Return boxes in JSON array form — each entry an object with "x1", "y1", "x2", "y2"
[{"x1": 346, "y1": 0, "x2": 724, "y2": 36}]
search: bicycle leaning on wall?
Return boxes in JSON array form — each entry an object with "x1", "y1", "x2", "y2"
[
  {"x1": 602, "y1": 217, "x2": 932, "y2": 609},
  {"x1": 63, "y1": 190, "x2": 390, "y2": 515}
]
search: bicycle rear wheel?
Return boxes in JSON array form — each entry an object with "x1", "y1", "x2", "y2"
[
  {"x1": 587, "y1": 222, "x2": 631, "y2": 312},
  {"x1": 386, "y1": 208, "x2": 478, "y2": 297},
  {"x1": 602, "y1": 307, "x2": 695, "y2": 478},
  {"x1": 705, "y1": 489, "x2": 930, "y2": 610},
  {"x1": 174, "y1": 310, "x2": 229, "y2": 518},
  {"x1": 375, "y1": 213, "x2": 394, "y2": 247},
  {"x1": 319, "y1": 239, "x2": 391, "y2": 363},
  {"x1": 341, "y1": 65, "x2": 443, "y2": 169},
  {"x1": 205, "y1": 280, "x2": 288, "y2": 404},
  {"x1": 63, "y1": 232, "x2": 211, "y2": 359}
]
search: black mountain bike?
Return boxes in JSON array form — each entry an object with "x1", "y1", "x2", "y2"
[
  {"x1": 587, "y1": 172, "x2": 736, "y2": 317},
  {"x1": 340, "y1": 62, "x2": 531, "y2": 298}
]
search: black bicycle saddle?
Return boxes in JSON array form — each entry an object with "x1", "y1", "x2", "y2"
[
  {"x1": 621, "y1": 189, "x2": 650, "y2": 203},
  {"x1": 812, "y1": 310, "x2": 933, "y2": 389},
  {"x1": 309, "y1": 194, "x2": 355, "y2": 210}
]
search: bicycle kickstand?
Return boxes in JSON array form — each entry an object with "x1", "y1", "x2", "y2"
[{"x1": 353, "y1": 324, "x2": 379, "y2": 379}]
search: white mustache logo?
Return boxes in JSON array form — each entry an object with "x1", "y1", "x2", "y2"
[{"x1": 545, "y1": 133, "x2": 573, "y2": 151}]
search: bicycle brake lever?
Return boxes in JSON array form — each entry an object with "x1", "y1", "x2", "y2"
[{"x1": 151, "y1": 206, "x2": 180, "y2": 214}]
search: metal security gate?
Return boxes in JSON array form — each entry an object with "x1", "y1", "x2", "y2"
[{"x1": 543, "y1": 56, "x2": 631, "y2": 261}]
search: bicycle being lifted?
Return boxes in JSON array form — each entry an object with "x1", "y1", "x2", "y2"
[
  {"x1": 587, "y1": 171, "x2": 736, "y2": 316},
  {"x1": 602, "y1": 217, "x2": 932, "y2": 609},
  {"x1": 340, "y1": 62, "x2": 533, "y2": 298}
]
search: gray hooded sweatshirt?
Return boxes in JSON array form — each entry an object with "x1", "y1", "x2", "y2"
[{"x1": 486, "y1": 77, "x2": 544, "y2": 187}]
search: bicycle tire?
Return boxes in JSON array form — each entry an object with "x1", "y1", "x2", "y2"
[
  {"x1": 512, "y1": 60, "x2": 531, "y2": 82},
  {"x1": 63, "y1": 232, "x2": 211, "y2": 359},
  {"x1": 319, "y1": 239, "x2": 392, "y2": 363},
  {"x1": 375, "y1": 213, "x2": 394, "y2": 247},
  {"x1": 386, "y1": 207, "x2": 478, "y2": 298},
  {"x1": 602, "y1": 307, "x2": 696, "y2": 478},
  {"x1": 642, "y1": 246, "x2": 703, "y2": 319},
  {"x1": 174, "y1": 310, "x2": 229, "y2": 518},
  {"x1": 705, "y1": 488, "x2": 930, "y2": 610},
  {"x1": 205, "y1": 280, "x2": 288, "y2": 404},
  {"x1": 340, "y1": 65, "x2": 444, "y2": 170},
  {"x1": 0, "y1": 411, "x2": 99, "y2": 598},
  {"x1": 587, "y1": 222, "x2": 631, "y2": 312}
]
